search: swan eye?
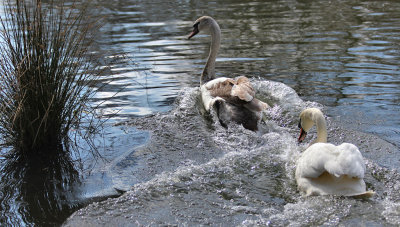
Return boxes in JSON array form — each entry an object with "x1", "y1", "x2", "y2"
[
  {"x1": 193, "y1": 22, "x2": 199, "y2": 28},
  {"x1": 298, "y1": 119, "x2": 302, "y2": 129}
]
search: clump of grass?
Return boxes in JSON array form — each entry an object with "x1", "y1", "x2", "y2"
[{"x1": 0, "y1": 0, "x2": 101, "y2": 161}]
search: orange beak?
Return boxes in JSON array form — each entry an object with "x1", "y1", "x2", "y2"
[{"x1": 298, "y1": 128, "x2": 307, "y2": 143}]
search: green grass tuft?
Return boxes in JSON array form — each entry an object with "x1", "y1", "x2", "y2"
[{"x1": 0, "y1": 0, "x2": 102, "y2": 161}]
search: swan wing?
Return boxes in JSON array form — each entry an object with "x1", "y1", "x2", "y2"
[
  {"x1": 204, "y1": 77, "x2": 258, "y2": 103},
  {"x1": 201, "y1": 78, "x2": 232, "y2": 111},
  {"x1": 296, "y1": 143, "x2": 365, "y2": 179},
  {"x1": 296, "y1": 142, "x2": 371, "y2": 197},
  {"x1": 204, "y1": 77, "x2": 235, "y2": 98},
  {"x1": 230, "y1": 76, "x2": 255, "y2": 102},
  {"x1": 202, "y1": 77, "x2": 268, "y2": 112},
  {"x1": 296, "y1": 143, "x2": 338, "y2": 178},
  {"x1": 325, "y1": 143, "x2": 365, "y2": 179}
]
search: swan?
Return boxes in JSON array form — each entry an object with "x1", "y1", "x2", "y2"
[
  {"x1": 295, "y1": 108, "x2": 375, "y2": 197},
  {"x1": 188, "y1": 16, "x2": 268, "y2": 131}
]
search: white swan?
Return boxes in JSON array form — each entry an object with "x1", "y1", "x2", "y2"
[
  {"x1": 296, "y1": 108, "x2": 375, "y2": 197},
  {"x1": 188, "y1": 16, "x2": 268, "y2": 131}
]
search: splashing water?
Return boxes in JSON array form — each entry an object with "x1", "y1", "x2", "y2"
[{"x1": 64, "y1": 80, "x2": 400, "y2": 226}]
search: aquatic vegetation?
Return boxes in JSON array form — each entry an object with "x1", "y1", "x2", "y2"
[
  {"x1": 0, "y1": 0, "x2": 101, "y2": 161},
  {"x1": 0, "y1": 0, "x2": 105, "y2": 225}
]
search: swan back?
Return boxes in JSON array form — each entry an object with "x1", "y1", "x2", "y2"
[
  {"x1": 205, "y1": 76, "x2": 254, "y2": 102},
  {"x1": 296, "y1": 143, "x2": 365, "y2": 179}
]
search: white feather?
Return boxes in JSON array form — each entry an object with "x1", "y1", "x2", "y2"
[
  {"x1": 200, "y1": 79, "x2": 227, "y2": 111},
  {"x1": 295, "y1": 108, "x2": 374, "y2": 197}
]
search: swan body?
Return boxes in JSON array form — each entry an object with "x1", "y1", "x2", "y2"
[
  {"x1": 188, "y1": 16, "x2": 268, "y2": 131},
  {"x1": 296, "y1": 108, "x2": 374, "y2": 197}
]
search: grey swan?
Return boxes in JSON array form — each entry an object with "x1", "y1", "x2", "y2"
[
  {"x1": 296, "y1": 108, "x2": 375, "y2": 197},
  {"x1": 188, "y1": 16, "x2": 268, "y2": 131}
]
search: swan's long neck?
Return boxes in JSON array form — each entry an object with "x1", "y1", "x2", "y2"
[
  {"x1": 201, "y1": 21, "x2": 220, "y2": 85},
  {"x1": 314, "y1": 114, "x2": 328, "y2": 144}
]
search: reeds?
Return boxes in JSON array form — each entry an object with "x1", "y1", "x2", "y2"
[{"x1": 0, "y1": 0, "x2": 101, "y2": 161}]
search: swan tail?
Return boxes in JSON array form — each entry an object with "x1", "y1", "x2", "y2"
[{"x1": 351, "y1": 190, "x2": 375, "y2": 198}]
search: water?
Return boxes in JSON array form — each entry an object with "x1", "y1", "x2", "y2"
[
  {"x1": 92, "y1": 0, "x2": 400, "y2": 147},
  {"x1": 64, "y1": 82, "x2": 400, "y2": 226},
  {"x1": 2, "y1": 0, "x2": 400, "y2": 225}
]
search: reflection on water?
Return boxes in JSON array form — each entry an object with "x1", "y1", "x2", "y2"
[
  {"x1": 0, "y1": 124, "x2": 149, "y2": 226},
  {"x1": 0, "y1": 153, "x2": 78, "y2": 226},
  {"x1": 2, "y1": 0, "x2": 400, "y2": 225},
  {"x1": 93, "y1": 0, "x2": 400, "y2": 147}
]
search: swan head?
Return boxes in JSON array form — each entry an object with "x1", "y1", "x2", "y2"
[
  {"x1": 298, "y1": 108, "x2": 325, "y2": 143},
  {"x1": 188, "y1": 16, "x2": 217, "y2": 39}
]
